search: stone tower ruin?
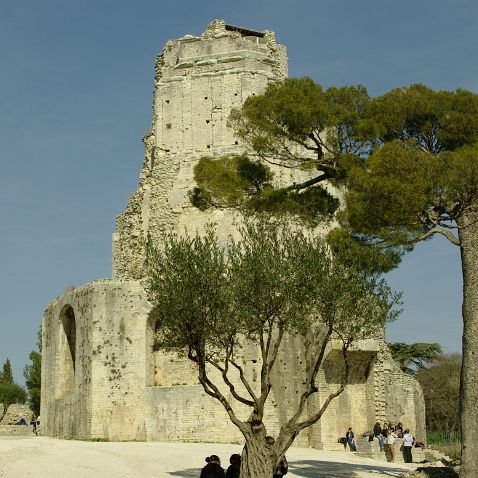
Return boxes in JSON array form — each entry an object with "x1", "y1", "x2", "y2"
[{"x1": 41, "y1": 20, "x2": 426, "y2": 446}]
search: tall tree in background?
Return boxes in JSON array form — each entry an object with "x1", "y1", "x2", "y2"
[
  {"x1": 0, "y1": 360, "x2": 27, "y2": 423},
  {"x1": 417, "y1": 354, "x2": 461, "y2": 433},
  {"x1": 344, "y1": 85, "x2": 478, "y2": 475},
  {"x1": 146, "y1": 221, "x2": 399, "y2": 478},
  {"x1": 0, "y1": 358, "x2": 13, "y2": 384},
  {"x1": 191, "y1": 79, "x2": 478, "y2": 475},
  {"x1": 389, "y1": 342, "x2": 443, "y2": 375},
  {"x1": 24, "y1": 327, "x2": 42, "y2": 415}
]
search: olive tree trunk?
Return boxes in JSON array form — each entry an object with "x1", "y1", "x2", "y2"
[
  {"x1": 458, "y1": 210, "x2": 478, "y2": 477},
  {"x1": 240, "y1": 434, "x2": 276, "y2": 478}
]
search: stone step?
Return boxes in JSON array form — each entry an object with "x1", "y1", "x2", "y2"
[{"x1": 355, "y1": 436, "x2": 450, "y2": 464}]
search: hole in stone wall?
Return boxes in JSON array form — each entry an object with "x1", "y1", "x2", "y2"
[
  {"x1": 234, "y1": 93, "x2": 238, "y2": 96},
  {"x1": 235, "y1": 141, "x2": 238, "y2": 145},
  {"x1": 207, "y1": 145, "x2": 211, "y2": 149},
  {"x1": 204, "y1": 96, "x2": 208, "y2": 100},
  {"x1": 166, "y1": 123, "x2": 172, "y2": 129},
  {"x1": 206, "y1": 120, "x2": 210, "y2": 124},
  {"x1": 165, "y1": 100, "x2": 170, "y2": 104},
  {"x1": 56, "y1": 305, "x2": 76, "y2": 398},
  {"x1": 61, "y1": 306, "x2": 76, "y2": 372}
]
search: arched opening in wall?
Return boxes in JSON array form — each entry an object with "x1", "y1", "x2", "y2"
[
  {"x1": 146, "y1": 315, "x2": 161, "y2": 387},
  {"x1": 146, "y1": 315, "x2": 199, "y2": 387},
  {"x1": 322, "y1": 349, "x2": 376, "y2": 443},
  {"x1": 56, "y1": 305, "x2": 76, "y2": 398}
]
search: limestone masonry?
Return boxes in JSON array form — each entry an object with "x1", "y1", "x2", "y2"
[{"x1": 41, "y1": 20, "x2": 426, "y2": 447}]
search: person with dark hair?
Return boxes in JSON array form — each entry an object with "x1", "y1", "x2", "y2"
[
  {"x1": 402, "y1": 428, "x2": 414, "y2": 463},
  {"x1": 346, "y1": 427, "x2": 357, "y2": 452},
  {"x1": 30, "y1": 414, "x2": 38, "y2": 435},
  {"x1": 225, "y1": 453, "x2": 241, "y2": 478},
  {"x1": 200, "y1": 455, "x2": 225, "y2": 478},
  {"x1": 373, "y1": 421, "x2": 384, "y2": 452}
]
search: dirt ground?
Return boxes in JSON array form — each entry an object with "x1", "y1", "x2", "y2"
[{"x1": 0, "y1": 436, "x2": 420, "y2": 478}]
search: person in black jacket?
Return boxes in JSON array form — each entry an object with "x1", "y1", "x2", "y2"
[
  {"x1": 225, "y1": 453, "x2": 240, "y2": 478},
  {"x1": 200, "y1": 455, "x2": 225, "y2": 478}
]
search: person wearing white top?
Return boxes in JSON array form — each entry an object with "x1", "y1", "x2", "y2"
[
  {"x1": 402, "y1": 429, "x2": 414, "y2": 463},
  {"x1": 385, "y1": 430, "x2": 397, "y2": 462}
]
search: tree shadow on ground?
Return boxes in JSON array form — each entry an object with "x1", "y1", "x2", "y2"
[
  {"x1": 169, "y1": 467, "x2": 201, "y2": 477},
  {"x1": 289, "y1": 459, "x2": 409, "y2": 477},
  {"x1": 167, "y1": 460, "x2": 409, "y2": 477}
]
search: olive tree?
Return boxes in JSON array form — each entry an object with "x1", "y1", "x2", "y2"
[{"x1": 146, "y1": 221, "x2": 398, "y2": 478}]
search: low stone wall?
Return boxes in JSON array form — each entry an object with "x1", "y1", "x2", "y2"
[{"x1": 0, "y1": 404, "x2": 33, "y2": 425}]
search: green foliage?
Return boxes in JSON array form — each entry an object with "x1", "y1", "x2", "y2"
[
  {"x1": 229, "y1": 78, "x2": 373, "y2": 164},
  {"x1": 0, "y1": 381, "x2": 27, "y2": 423},
  {"x1": 249, "y1": 186, "x2": 339, "y2": 224},
  {"x1": 0, "y1": 358, "x2": 13, "y2": 384},
  {"x1": 417, "y1": 354, "x2": 461, "y2": 433},
  {"x1": 189, "y1": 155, "x2": 272, "y2": 210},
  {"x1": 427, "y1": 431, "x2": 461, "y2": 461},
  {"x1": 147, "y1": 225, "x2": 230, "y2": 355},
  {"x1": 147, "y1": 221, "x2": 399, "y2": 360},
  {"x1": 23, "y1": 327, "x2": 42, "y2": 415},
  {"x1": 146, "y1": 219, "x2": 400, "y2": 455},
  {"x1": 389, "y1": 342, "x2": 443, "y2": 374},
  {"x1": 24, "y1": 351, "x2": 41, "y2": 415},
  {"x1": 190, "y1": 78, "x2": 377, "y2": 224},
  {"x1": 370, "y1": 84, "x2": 478, "y2": 154},
  {"x1": 191, "y1": 154, "x2": 339, "y2": 224},
  {"x1": 327, "y1": 227, "x2": 406, "y2": 273},
  {"x1": 344, "y1": 86, "x2": 478, "y2": 248}
]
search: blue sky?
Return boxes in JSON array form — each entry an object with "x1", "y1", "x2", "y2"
[{"x1": 0, "y1": 0, "x2": 475, "y2": 383}]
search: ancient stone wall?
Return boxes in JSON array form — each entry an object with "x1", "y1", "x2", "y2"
[
  {"x1": 41, "y1": 20, "x2": 426, "y2": 448},
  {"x1": 112, "y1": 20, "x2": 289, "y2": 280},
  {"x1": 0, "y1": 404, "x2": 32, "y2": 425},
  {"x1": 42, "y1": 280, "x2": 150, "y2": 440}
]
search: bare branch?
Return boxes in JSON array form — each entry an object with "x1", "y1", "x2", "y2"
[
  {"x1": 283, "y1": 170, "x2": 335, "y2": 192},
  {"x1": 229, "y1": 356, "x2": 260, "y2": 406},
  {"x1": 417, "y1": 227, "x2": 460, "y2": 246},
  {"x1": 207, "y1": 356, "x2": 255, "y2": 407},
  {"x1": 196, "y1": 356, "x2": 247, "y2": 435}
]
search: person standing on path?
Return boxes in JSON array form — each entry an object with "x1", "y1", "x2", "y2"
[
  {"x1": 402, "y1": 429, "x2": 414, "y2": 463},
  {"x1": 385, "y1": 429, "x2": 397, "y2": 462},
  {"x1": 31, "y1": 414, "x2": 37, "y2": 435},
  {"x1": 373, "y1": 422, "x2": 384, "y2": 452},
  {"x1": 346, "y1": 427, "x2": 357, "y2": 452}
]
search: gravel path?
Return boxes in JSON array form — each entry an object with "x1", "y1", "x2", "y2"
[{"x1": 0, "y1": 436, "x2": 419, "y2": 478}]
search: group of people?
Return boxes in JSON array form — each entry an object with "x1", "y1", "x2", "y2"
[
  {"x1": 372, "y1": 422, "x2": 415, "y2": 463},
  {"x1": 15, "y1": 414, "x2": 40, "y2": 435},
  {"x1": 200, "y1": 436, "x2": 288, "y2": 478},
  {"x1": 200, "y1": 454, "x2": 240, "y2": 478}
]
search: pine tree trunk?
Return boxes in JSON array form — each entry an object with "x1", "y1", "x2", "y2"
[
  {"x1": 457, "y1": 210, "x2": 478, "y2": 477},
  {"x1": 240, "y1": 434, "x2": 276, "y2": 478}
]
